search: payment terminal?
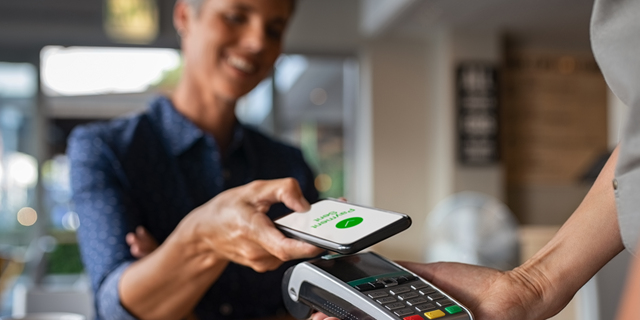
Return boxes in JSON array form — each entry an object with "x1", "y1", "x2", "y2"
[{"x1": 282, "y1": 252, "x2": 474, "y2": 320}]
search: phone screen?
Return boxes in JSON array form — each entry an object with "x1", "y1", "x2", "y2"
[{"x1": 275, "y1": 200, "x2": 404, "y2": 245}]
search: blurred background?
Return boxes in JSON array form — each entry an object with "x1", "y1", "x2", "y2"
[{"x1": 0, "y1": 0, "x2": 629, "y2": 319}]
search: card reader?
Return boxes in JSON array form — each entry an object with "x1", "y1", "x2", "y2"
[{"x1": 282, "y1": 252, "x2": 474, "y2": 320}]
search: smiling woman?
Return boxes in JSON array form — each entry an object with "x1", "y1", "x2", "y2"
[
  {"x1": 170, "y1": 0, "x2": 297, "y2": 151},
  {"x1": 67, "y1": 1, "x2": 324, "y2": 320}
]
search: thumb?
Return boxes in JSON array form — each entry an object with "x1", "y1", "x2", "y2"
[
  {"x1": 250, "y1": 212, "x2": 323, "y2": 260},
  {"x1": 399, "y1": 261, "x2": 477, "y2": 289},
  {"x1": 398, "y1": 260, "x2": 500, "y2": 309},
  {"x1": 246, "y1": 178, "x2": 311, "y2": 213}
]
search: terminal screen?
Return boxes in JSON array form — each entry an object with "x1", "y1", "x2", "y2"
[{"x1": 313, "y1": 253, "x2": 401, "y2": 283}]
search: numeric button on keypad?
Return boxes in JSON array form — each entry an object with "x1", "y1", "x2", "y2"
[
  {"x1": 415, "y1": 303, "x2": 437, "y2": 312},
  {"x1": 389, "y1": 287, "x2": 411, "y2": 295},
  {"x1": 419, "y1": 288, "x2": 436, "y2": 295},
  {"x1": 427, "y1": 293, "x2": 445, "y2": 301},
  {"x1": 406, "y1": 297, "x2": 428, "y2": 306},
  {"x1": 410, "y1": 282, "x2": 428, "y2": 290},
  {"x1": 394, "y1": 308, "x2": 414, "y2": 317},
  {"x1": 368, "y1": 292, "x2": 388, "y2": 299},
  {"x1": 376, "y1": 297, "x2": 397, "y2": 304},
  {"x1": 397, "y1": 292, "x2": 419, "y2": 300},
  {"x1": 436, "y1": 299, "x2": 453, "y2": 307},
  {"x1": 385, "y1": 302, "x2": 406, "y2": 311}
]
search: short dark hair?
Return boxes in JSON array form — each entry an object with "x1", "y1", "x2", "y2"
[
  {"x1": 184, "y1": 0, "x2": 296, "y2": 14},
  {"x1": 183, "y1": 0, "x2": 205, "y2": 12}
]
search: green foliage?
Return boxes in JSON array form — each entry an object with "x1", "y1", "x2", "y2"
[{"x1": 48, "y1": 243, "x2": 84, "y2": 274}]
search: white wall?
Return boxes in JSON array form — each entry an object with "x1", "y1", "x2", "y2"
[
  {"x1": 359, "y1": 0, "x2": 418, "y2": 37},
  {"x1": 360, "y1": 37, "x2": 435, "y2": 261},
  {"x1": 359, "y1": 28, "x2": 504, "y2": 261},
  {"x1": 284, "y1": 0, "x2": 360, "y2": 54}
]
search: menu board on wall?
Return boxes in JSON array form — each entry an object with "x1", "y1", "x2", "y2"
[{"x1": 456, "y1": 63, "x2": 499, "y2": 165}]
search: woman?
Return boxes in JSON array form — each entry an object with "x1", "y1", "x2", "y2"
[{"x1": 68, "y1": 0, "x2": 324, "y2": 319}]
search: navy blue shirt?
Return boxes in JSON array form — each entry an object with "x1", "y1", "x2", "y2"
[{"x1": 68, "y1": 96, "x2": 318, "y2": 320}]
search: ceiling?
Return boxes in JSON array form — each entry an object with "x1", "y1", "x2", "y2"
[
  {"x1": 0, "y1": 0, "x2": 599, "y2": 123},
  {"x1": 0, "y1": 0, "x2": 597, "y2": 62},
  {"x1": 0, "y1": 0, "x2": 360, "y2": 62},
  {"x1": 390, "y1": 0, "x2": 595, "y2": 52},
  {"x1": 0, "y1": 0, "x2": 177, "y2": 62}
]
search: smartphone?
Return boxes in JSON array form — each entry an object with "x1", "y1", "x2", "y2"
[{"x1": 274, "y1": 199, "x2": 411, "y2": 254}]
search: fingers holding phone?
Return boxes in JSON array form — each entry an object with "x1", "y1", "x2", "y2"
[{"x1": 179, "y1": 178, "x2": 324, "y2": 272}]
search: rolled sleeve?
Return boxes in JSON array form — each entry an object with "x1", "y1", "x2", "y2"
[{"x1": 96, "y1": 262, "x2": 137, "y2": 320}]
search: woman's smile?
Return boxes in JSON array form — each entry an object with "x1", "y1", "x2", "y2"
[{"x1": 226, "y1": 54, "x2": 257, "y2": 75}]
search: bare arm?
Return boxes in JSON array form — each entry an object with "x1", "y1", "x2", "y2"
[
  {"x1": 617, "y1": 240, "x2": 640, "y2": 320},
  {"x1": 119, "y1": 179, "x2": 324, "y2": 320},
  {"x1": 402, "y1": 146, "x2": 624, "y2": 320},
  {"x1": 517, "y1": 146, "x2": 623, "y2": 312}
]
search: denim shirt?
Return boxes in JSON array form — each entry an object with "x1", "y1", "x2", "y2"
[{"x1": 68, "y1": 96, "x2": 318, "y2": 320}]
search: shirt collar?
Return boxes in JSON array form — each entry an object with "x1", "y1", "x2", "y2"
[{"x1": 149, "y1": 96, "x2": 246, "y2": 156}]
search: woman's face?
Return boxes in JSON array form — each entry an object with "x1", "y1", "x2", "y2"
[{"x1": 177, "y1": 0, "x2": 292, "y2": 101}]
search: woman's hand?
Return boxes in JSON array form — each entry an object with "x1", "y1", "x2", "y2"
[
  {"x1": 120, "y1": 178, "x2": 324, "y2": 320},
  {"x1": 398, "y1": 261, "x2": 567, "y2": 320},
  {"x1": 179, "y1": 178, "x2": 325, "y2": 272},
  {"x1": 307, "y1": 261, "x2": 556, "y2": 320},
  {"x1": 126, "y1": 226, "x2": 159, "y2": 258}
]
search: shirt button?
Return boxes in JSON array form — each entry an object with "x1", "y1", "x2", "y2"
[
  {"x1": 220, "y1": 303, "x2": 233, "y2": 316},
  {"x1": 613, "y1": 179, "x2": 618, "y2": 190}
]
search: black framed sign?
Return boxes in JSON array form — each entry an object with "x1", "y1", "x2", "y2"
[{"x1": 456, "y1": 63, "x2": 499, "y2": 165}]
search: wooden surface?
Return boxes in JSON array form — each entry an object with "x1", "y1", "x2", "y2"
[
  {"x1": 502, "y1": 52, "x2": 608, "y2": 186},
  {"x1": 502, "y1": 51, "x2": 608, "y2": 224}
]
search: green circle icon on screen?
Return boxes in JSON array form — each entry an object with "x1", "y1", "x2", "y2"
[{"x1": 336, "y1": 217, "x2": 363, "y2": 229}]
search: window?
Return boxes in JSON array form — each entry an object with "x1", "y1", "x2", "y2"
[
  {"x1": 238, "y1": 54, "x2": 358, "y2": 198},
  {"x1": 0, "y1": 62, "x2": 38, "y2": 246},
  {"x1": 0, "y1": 62, "x2": 38, "y2": 315}
]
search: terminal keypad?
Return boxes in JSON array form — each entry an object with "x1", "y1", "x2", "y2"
[
  {"x1": 377, "y1": 297, "x2": 398, "y2": 304},
  {"x1": 355, "y1": 275, "x2": 466, "y2": 319}
]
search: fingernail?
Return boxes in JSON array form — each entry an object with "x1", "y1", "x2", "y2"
[{"x1": 300, "y1": 198, "x2": 311, "y2": 212}]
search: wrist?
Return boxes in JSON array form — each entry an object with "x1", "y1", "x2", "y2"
[
  {"x1": 513, "y1": 255, "x2": 571, "y2": 319},
  {"x1": 120, "y1": 211, "x2": 229, "y2": 320},
  {"x1": 168, "y1": 210, "x2": 228, "y2": 272}
]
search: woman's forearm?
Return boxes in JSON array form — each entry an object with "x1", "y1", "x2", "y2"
[
  {"x1": 617, "y1": 240, "x2": 640, "y2": 320},
  {"x1": 119, "y1": 215, "x2": 228, "y2": 320},
  {"x1": 518, "y1": 146, "x2": 624, "y2": 315}
]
